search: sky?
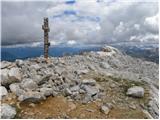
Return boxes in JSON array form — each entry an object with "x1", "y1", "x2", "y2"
[{"x1": 1, "y1": 0, "x2": 159, "y2": 47}]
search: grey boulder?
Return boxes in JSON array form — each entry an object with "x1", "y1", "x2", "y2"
[
  {"x1": 1, "y1": 68, "x2": 22, "y2": 86},
  {"x1": 0, "y1": 86, "x2": 8, "y2": 98},
  {"x1": 20, "y1": 78, "x2": 38, "y2": 90},
  {"x1": 1, "y1": 69, "x2": 9, "y2": 86},
  {"x1": 1, "y1": 103, "x2": 16, "y2": 119},
  {"x1": 8, "y1": 67, "x2": 21, "y2": 82},
  {"x1": 9, "y1": 83, "x2": 25, "y2": 96}
]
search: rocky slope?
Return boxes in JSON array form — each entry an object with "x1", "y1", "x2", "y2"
[{"x1": 0, "y1": 46, "x2": 159, "y2": 119}]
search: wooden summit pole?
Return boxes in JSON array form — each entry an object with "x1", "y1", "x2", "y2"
[{"x1": 42, "y1": 17, "x2": 50, "y2": 60}]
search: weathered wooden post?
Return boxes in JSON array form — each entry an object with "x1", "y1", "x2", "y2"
[{"x1": 42, "y1": 17, "x2": 50, "y2": 59}]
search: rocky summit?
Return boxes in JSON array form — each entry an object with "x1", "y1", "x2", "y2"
[{"x1": 0, "y1": 46, "x2": 159, "y2": 119}]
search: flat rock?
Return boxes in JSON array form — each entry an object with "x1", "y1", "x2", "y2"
[
  {"x1": 1, "y1": 103, "x2": 16, "y2": 119},
  {"x1": 18, "y1": 91, "x2": 46, "y2": 103},
  {"x1": 126, "y1": 86, "x2": 144, "y2": 98}
]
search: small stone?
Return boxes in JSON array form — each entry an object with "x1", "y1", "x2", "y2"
[
  {"x1": 29, "y1": 103, "x2": 36, "y2": 108},
  {"x1": 100, "y1": 105, "x2": 110, "y2": 115},
  {"x1": 52, "y1": 91, "x2": 58, "y2": 97},
  {"x1": 110, "y1": 83, "x2": 116, "y2": 88},
  {"x1": 83, "y1": 85, "x2": 99, "y2": 96},
  {"x1": 86, "y1": 109, "x2": 95, "y2": 112},
  {"x1": 1, "y1": 103, "x2": 16, "y2": 119},
  {"x1": 64, "y1": 88, "x2": 72, "y2": 96},
  {"x1": 126, "y1": 86, "x2": 144, "y2": 98},
  {"x1": 70, "y1": 85, "x2": 80, "y2": 92},
  {"x1": 106, "y1": 103, "x2": 113, "y2": 109},
  {"x1": 15, "y1": 59, "x2": 24, "y2": 67},
  {"x1": 112, "y1": 100, "x2": 116, "y2": 104},
  {"x1": 82, "y1": 79, "x2": 96, "y2": 86},
  {"x1": 82, "y1": 95, "x2": 92, "y2": 104},
  {"x1": 129, "y1": 104, "x2": 136, "y2": 110},
  {"x1": 79, "y1": 89, "x2": 86, "y2": 94}
]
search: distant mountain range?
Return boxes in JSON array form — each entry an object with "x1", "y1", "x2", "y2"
[
  {"x1": 1, "y1": 44, "x2": 159, "y2": 63},
  {"x1": 1, "y1": 46, "x2": 101, "y2": 62},
  {"x1": 109, "y1": 44, "x2": 159, "y2": 64}
]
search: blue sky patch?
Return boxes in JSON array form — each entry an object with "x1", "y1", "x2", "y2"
[
  {"x1": 65, "y1": 0, "x2": 76, "y2": 5},
  {"x1": 64, "y1": 10, "x2": 77, "y2": 15}
]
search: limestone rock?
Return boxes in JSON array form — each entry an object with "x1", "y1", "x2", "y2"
[
  {"x1": 1, "y1": 67, "x2": 21, "y2": 86},
  {"x1": 70, "y1": 85, "x2": 80, "y2": 92},
  {"x1": 20, "y1": 78, "x2": 38, "y2": 90},
  {"x1": 30, "y1": 64, "x2": 41, "y2": 71},
  {"x1": 9, "y1": 83, "x2": 24, "y2": 96},
  {"x1": 15, "y1": 59, "x2": 24, "y2": 67},
  {"x1": 82, "y1": 79, "x2": 96, "y2": 86},
  {"x1": 126, "y1": 86, "x2": 144, "y2": 98},
  {"x1": 1, "y1": 69, "x2": 9, "y2": 86},
  {"x1": 1, "y1": 103, "x2": 16, "y2": 119},
  {"x1": 83, "y1": 85, "x2": 99, "y2": 96},
  {"x1": 0, "y1": 86, "x2": 8, "y2": 98},
  {"x1": 64, "y1": 88, "x2": 72, "y2": 96},
  {"x1": 1, "y1": 62, "x2": 12, "y2": 69},
  {"x1": 40, "y1": 88, "x2": 53, "y2": 97},
  {"x1": 18, "y1": 91, "x2": 45, "y2": 103},
  {"x1": 8, "y1": 67, "x2": 21, "y2": 82}
]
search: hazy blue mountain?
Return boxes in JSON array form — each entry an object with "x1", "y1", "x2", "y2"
[{"x1": 1, "y1": 46, "x2": 101, "y2": 62}]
